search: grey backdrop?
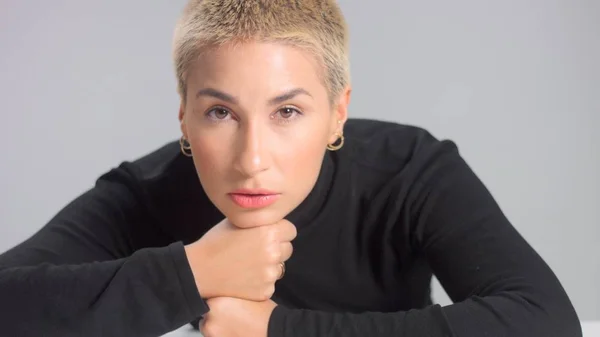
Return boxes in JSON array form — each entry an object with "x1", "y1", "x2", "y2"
[{"x1": 1, "y1": 0, "x2": 598, "y2": 320}]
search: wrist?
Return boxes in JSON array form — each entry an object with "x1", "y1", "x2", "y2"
[{"x1": 184, "y1": 243, "x2": 216, "y2": 299}]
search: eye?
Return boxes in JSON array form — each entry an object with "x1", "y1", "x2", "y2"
[
  {"x1": 272, "y1": 106, "x2": 302, "y2": 123},
  {"x1": 205, "y1": 107, "x2": 232, "y2": 121},
  {"x1": 279, "y1": 107, "x2": 296, "y2": 119}
]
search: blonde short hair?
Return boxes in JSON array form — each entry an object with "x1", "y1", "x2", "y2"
[{"x1": 172, "y1": 0, "x2": 350, "y2": 104}]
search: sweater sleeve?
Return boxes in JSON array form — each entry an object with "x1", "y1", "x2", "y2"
[
  {"x1": 0, "y1": 165, "x2": 209, "y2": 337},
  {"x1": 267, "y1": 143, "x2": 581, "y2": 337}
]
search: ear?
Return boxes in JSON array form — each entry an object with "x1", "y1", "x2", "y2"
[
  {"x1": 328, "y1": 86, "x2": 351, "y2": 143},
  {"x1": 178, "y1": 101, "x2": 188, "y2": 139}
]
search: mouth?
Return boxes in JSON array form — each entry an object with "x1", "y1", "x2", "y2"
[{"x1": 228, "y1": 188, "x2": 281, "y2": 209}]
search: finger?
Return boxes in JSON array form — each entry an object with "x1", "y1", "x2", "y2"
[
  {"x1": 198, "y1": 318, "x2": 209, "y2": 337},
  {"x1": 276, "y1": 219, "x2": 297, "y2": 242},
  {"x1": 280, "y1": 241, "x2": 293, "y2": 261},
  {"x1": 199, "y1": 317, "x2": 217, "y2": 337}
]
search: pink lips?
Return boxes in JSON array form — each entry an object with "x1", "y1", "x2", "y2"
[{"x1": 228, "y1": 188, "x2": 281, "y2": 209}]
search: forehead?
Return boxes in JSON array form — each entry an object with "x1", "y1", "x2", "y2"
[{"x1": 186, "y1": 41, "x2": 327, "y2": 96}]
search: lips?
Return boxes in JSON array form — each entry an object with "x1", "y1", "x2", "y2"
[{"x1": 228, "y1": 189, "x2": 281, "y2": 209}]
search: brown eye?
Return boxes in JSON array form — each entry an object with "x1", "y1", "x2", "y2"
[
  {"x1": 270, "y1": 106, "x2": 303, "y2": 124},
  {"x1": 277, "y1": 107, "x2": 302, "y2": 119},
  {"x1": 206, "y1": 107, "x2": 232, "y2": 121},
  {"x1": 213, "y1": 108, "x2": 229, "y2": 119},
  {"x1": 279, "y1": 107, "x2": 295, "y2": 119}
]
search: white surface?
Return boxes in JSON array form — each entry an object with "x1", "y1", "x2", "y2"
[
  {"x1": 162, "y1": 326, "x2": 200, "y2": 337},
  {"x1": 0, "y1": 0, "x2": 598, "y2": 320},
  {"x1": 582, "y1": 321, "x2": 600, "y2": 337},
  {"x1": 162, "y1": 321, "x2": 600, "y2": 336}
]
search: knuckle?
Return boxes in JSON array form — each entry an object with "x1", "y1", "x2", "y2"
[
  {"x1": 288, "y1": 222, "x2": 298, "y2": 237},
  {"x1": 263, "y1": 285, "x2": 275, "y2": 300},
  {"x1": 263, "y1": 243, "x2": 280, "y2": 262},
  {"x1": 268, "y1": 248, "x2": 282, "y2": 262},
  {"x1": 253, "y1": 289, "x2": 265, "y2": 301},
  {"x1": 264, "y1": 266, "x2": 278, "y2": 281},
  {"x1": 280, "y1": 242, "x2": 292, "y2": 259},
  {"x1": 282, "y1": 220, "x2": 297, "y2": 235},
  {"x1": 200, "y1": 321, "x2": 218, "y2": 337}
]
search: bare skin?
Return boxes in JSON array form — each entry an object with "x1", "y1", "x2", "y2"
[
  {"x1": 180, "y1": 41, "x2": 351, "y2": 337},
  {"x1": 185, "y1": 218, "x2": 296, "y2": 301}
]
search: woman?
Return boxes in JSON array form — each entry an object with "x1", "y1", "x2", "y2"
[{"x1": 0, "y1": 1, "x2": 581, "y2": 336}]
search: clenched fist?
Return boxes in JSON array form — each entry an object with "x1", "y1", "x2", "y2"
[{"x1": 184, "y1": 218, "x2": 296, "y2": 301}]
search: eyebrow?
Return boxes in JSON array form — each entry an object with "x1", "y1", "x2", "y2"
[
  {"x1": 267, "y1": 88, "x2": 312, "y2": 106},
  {"x1": 195, "y1": 87, "x2": 312, "y2": 106},
  {"x1": 196, "y1": 88, "x2": 238, "y2": 104}
]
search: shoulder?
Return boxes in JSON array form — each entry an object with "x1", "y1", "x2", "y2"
[
  {"x1": 96, "y1": 140, "x2": 199, "y2": 199},
  {"x1": 342, "y1": 118, "x2": 460, "y2": 184},
  {"x1": 94, "y1": 140, "x2": 207, "y2": 235},
  {"x1": 122, "y1": 140, "x2": 189, "y2": 182},
  {"x1": 341, "y1": 120, "x2": 481, "y2": 252}
]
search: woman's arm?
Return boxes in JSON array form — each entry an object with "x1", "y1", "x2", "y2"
[
  {"x1": 0, "y1": 165, "x2": 208, "y2": 337},
  {"x1": 265, "y1": 144, "x2": 581, "y2": 337}
]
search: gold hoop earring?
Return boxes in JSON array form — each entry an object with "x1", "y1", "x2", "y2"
[
  {"x1": 327, "y1": 133, "x2": 344, "y2": 151},
  {"x1": 179, "y1": 136, "x2": 192, "y2": 157}
]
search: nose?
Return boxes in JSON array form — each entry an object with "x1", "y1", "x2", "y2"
[{"x1": 233, "y1": 121, "x2": 270, "y2": 177}]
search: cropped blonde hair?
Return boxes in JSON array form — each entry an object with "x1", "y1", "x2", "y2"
[{"x1": 172, "y1": 0, "x2": 350, "y2": 104}]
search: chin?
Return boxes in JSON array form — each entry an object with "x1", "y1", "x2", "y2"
[{"x1": 225, "y1": 206, "x2": 290, "y2": 228}]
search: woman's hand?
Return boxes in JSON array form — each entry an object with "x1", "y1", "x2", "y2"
[
  {"x1": 200, "y1": 297, "x2": 277, "y2": 337},
  {"x1": 184, "y1": 218, "x2": 296, "y2": 301}
]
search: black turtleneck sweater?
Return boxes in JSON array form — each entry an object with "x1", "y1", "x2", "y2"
[{"x1": 0, "y1": 119, "x2": 581, "y2": 336}]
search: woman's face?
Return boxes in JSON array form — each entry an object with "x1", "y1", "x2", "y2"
[{"x1": 180, "y1": 42, "x2": 350, "y2": 228}]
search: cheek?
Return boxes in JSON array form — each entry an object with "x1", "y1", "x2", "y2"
[{"x1": 190, "y1": 135, "x2": 230, "y2": 182}]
